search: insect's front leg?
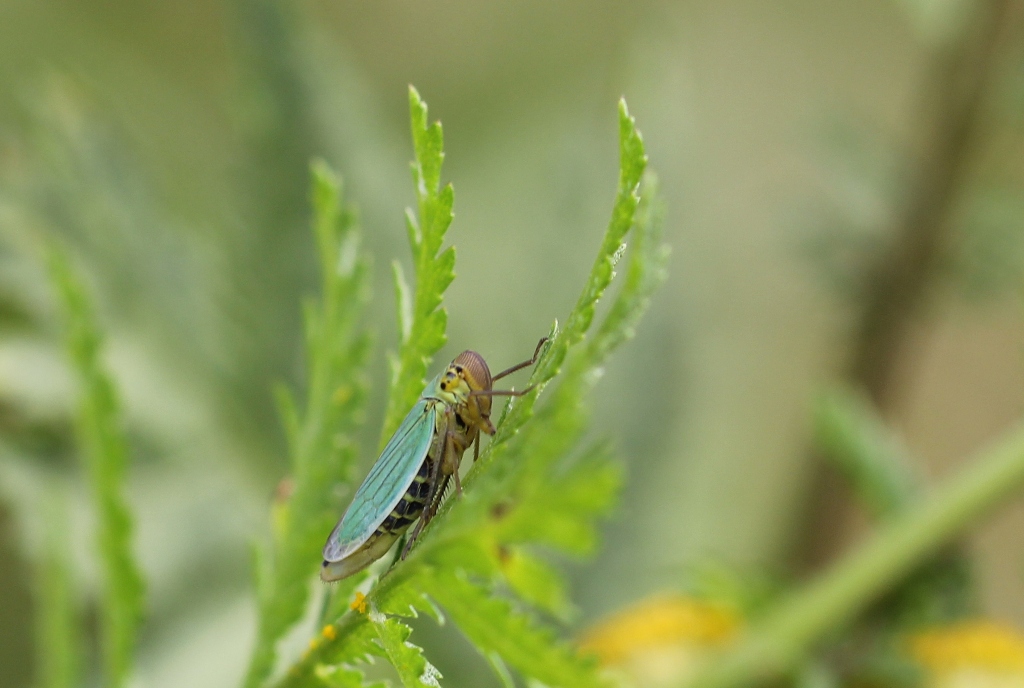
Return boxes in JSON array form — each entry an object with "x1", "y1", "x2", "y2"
[
  {"x1": 440, "y1": 407, "x2": 470, "y2": 496},
  {"x1": 449, "y1": 442, "x2": 463, "y2": 497}
]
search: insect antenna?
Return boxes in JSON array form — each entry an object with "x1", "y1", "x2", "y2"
[
  {"x1": 469, "y1": 386, "x2": 535, "y2": 398},
  {"x1": 491, "y1": 337, "x2": 547, "y2": 381}
]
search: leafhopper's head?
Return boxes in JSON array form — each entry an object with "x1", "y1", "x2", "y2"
[{"x1": 439, "y1": 350, "x2": 496, "y2": 434}]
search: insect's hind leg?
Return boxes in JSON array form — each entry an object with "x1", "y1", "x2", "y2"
[
  {"x1": 423, "y1": 475, "x2": 450, "y2": 529},
  {"x1": 400, "y1": 442, "x2": 447, "y2": 561},
  {"x1": 400, "y1": 474, "x2": 449, "y2": 560}
]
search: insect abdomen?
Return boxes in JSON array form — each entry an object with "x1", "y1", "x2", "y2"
[{"x1": 377, "y1": 457, "x2": 433, "y2": 535}]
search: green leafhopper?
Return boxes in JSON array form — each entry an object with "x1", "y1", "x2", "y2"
[{"x1": 321, "y1": 340, "x2": 545, "y2": 582}]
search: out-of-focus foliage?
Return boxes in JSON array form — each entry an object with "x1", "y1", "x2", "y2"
[
  {"x1": 32, "y1": 491, "x2": 79, "y2": 688},
  {"x1": 245, "y1": 162, "x2": 371, "y2": 688},
  {"x1": 816, "y1": 389, "x2": 976, "y2": 627},
  {"x1": 816, "y1": 389, "x2": 920, "y2": 519},
  {"x1": 48, "y1": 247, "x2": 145, "y2": 688},
  {"x1": 3, "y1": 1, "x2": 1024, "y2": 687}
]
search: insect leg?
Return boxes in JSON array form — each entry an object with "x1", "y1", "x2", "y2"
[
  {"x1": 422, "y1": 474, "x2": 450, "y2": 529},
  {"x1": 401, "y1": 411, "x2": 461, "y2": 560},
  {"x1": 453, "y1": 458, "x2": 463, "y2": 496},
  {"x1": 400, "y1": 452, "x2": 442, "y2": 560},
  {"x1": 438, "y1": 407, "x2": 467, "y2": 495}
]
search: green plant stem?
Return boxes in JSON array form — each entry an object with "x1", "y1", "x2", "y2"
[{"x1": 690, "y1": 418, "x2": 1024, "y2": 688}]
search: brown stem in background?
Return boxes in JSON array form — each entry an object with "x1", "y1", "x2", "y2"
[
  {"x1": 800, "y1": 0, "x2": 1021, "y2": 569},
  {"x1": 851, "y1": 0, "x2": 1016, "y2": 412}
]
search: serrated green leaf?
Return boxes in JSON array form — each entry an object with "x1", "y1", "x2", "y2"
[
  {"x1": 480, "y1": 99, "x2": 653, "y2": 459},
  {"x1": 48, "y1": 246, "x2": 144, "y2": 688},
  {"x1": 422, "y1": 570, "x2": 609, "y2": 688},
  {"x1": 379, "y1": 88, "x2": 456, "y2": 448},
  {"x1": 368, "y1": 614, "x2": 443, "y2": 688},
  {"x1": 244, "y1": 161, "x2": 371, "y2": 688},
  {"x1": 314, "y1": 664, "x2": 387, "y2": 688},
  {"x1": 379, "y1": 581, "x2": 445, "y2": 624},
  {"x1": 409, "y1": 87, "x2": 444, "y2": 198},
  {"x1": 560, "y1": 100, "x2": 646, "y2": 351},
  {"x1": 320, "y1": 569, "x2": 372, "y2": 628},
  {"x1": 318, "y1": 619, "x2": 384, "y2": 667},
  {"x1": 499, "y1": 547, "x2": 574, "y2": 621},
  {"x1": 495, "y1": 445, "x2": 622, "y2": 555},
  {"x1": 587, "y1": 170, "x2": 669, "y2": 367},
  {"x1": 423, "y1": 536, "x2": 498, "y2": 581}
]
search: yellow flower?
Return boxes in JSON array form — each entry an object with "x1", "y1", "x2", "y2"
[
  {"x1": 579, "y1": 594, "x2": 741, "y2": 688},
  {"x1": 908, "y1": 620, "x2": 1024, "y2": 688},
  {"x1": 349, "y1": 591, "x2": 368, "y2": 614}
]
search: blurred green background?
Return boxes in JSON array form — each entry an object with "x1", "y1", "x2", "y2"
[{"x1": 2, "y1": 1, "x2": 1024, "y2": 686}]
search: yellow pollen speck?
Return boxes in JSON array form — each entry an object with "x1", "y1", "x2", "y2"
[
  {"x1": 908, "y1": 620, "x2": 1024, "y2": 675},
  {"x1": 321, "y1": 624, "x2": 338, "y2": 641},
  {"x1": 350, "y1": 591, "x2": 368, "y2": 614},
  {"x1": 578, "y1": 594, "x2": 741, "y2": 666},
  {"x1": 308, "y1": 638, "x2": 318, "y2": 651}
]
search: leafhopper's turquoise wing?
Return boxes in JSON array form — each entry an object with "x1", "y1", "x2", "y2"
[{"x1": 322, "y1": 397, "x2": 437, "y2": 564}]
